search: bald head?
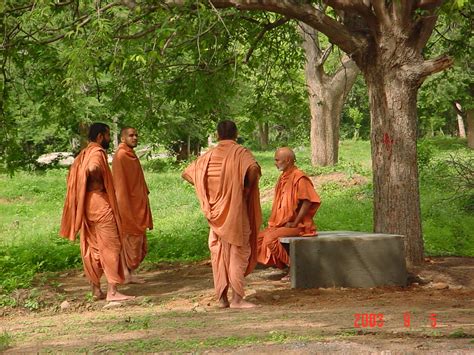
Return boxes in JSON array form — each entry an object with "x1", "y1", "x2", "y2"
[{"x1": 274, "y1": 147, "x2": 296, "y2": 172}]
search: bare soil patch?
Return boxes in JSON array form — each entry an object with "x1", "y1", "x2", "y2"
[{"x1": 1, "y1": 257, "x2": 473, "y2": 353}]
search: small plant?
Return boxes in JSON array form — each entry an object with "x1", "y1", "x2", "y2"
[
  {"x1": 23, "y1": 288, "x2": 41, "y2": 311},
  {"x1": 448, "y1": 329, "x2": 470, "y2": 338},
  {"x1": 0, "y1": 331, "x2": 13, "y2": 352},
  {"x1": 84, "y1": 292, "x2": 95, "y2": 302}
]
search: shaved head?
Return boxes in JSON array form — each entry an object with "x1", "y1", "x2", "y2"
[
  {"x1": 274, "y1": 147, "x2": 296, "y2": 172},
  {"x1": 276, "y1": 147, "x2": 295, "y2": 163}
]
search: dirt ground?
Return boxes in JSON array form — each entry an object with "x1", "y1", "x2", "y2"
[{"x1": 1, "y1": 257, "x2": 473, "y2": 353}]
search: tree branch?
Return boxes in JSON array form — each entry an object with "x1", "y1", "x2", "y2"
[
  {"x1": 415, "y1": 54, "x2": 453, "y2": 82},
  {"x1": 206, "y1": 0, "x2": 367, "y2": 58},
  {"x1": 114, "y1": 23, "x2": 163, "y2": 40},
  {"x1": 324, "y1": 0, "x2": 378, "y2": 31},
  {"x1": 244, "y1": 16, "x2": 289, "y2": 63}
]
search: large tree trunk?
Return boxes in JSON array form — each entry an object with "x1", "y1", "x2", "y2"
[
  {"x1": 299, "y1": 23, "x2": 359, "y2": 166},
  {"x1": 365, "y1": 68, "x2": 423, "y2": 266},
  {"x1": 308, "y1": 82, "x2": 344, "y2": 165},
  {"x1": 466, "y1": 109, "x2": 474, "y2": 149}
]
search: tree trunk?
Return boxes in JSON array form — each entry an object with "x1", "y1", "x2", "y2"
[
  {"x1": 365, "y1": 69, "x2": 424, "y2": 266},
  {"x1": 112, "y1": 115, "x2": 120, "y2": 150},
  {"x1": 466, "y1": 109, "x2": 474, "y2": 149},
  {"x1": 78, "y1": 122, "x2": 89, "y2": 150},
  {"x1": 308, "y1": 84, "x2": 343, "y2": 165},
  {"x1": 299, "y1": 23, "x2": 359, "y2": 166},
  {"x1": 258, "y1": 121, "x2": 269, "y2": 150}
]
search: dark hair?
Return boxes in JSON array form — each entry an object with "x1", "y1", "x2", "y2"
[
  {"x1": 217, "y1": 120, "x2": 237, "y2": 140},
  {"x1": 120, "y1": 126, "x2": 135, "y2": 137},
  {"x1": 88, "y1": 122, "x2": 110, "y2": 141}
]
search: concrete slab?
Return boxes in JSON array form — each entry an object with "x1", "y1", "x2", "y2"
[{"x1": 280, "y1": 231, "x2": 407, "y2": 289}]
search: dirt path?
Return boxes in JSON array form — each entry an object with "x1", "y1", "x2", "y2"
[{"x1": 1, "y1": 257, "x2": 473, "y2": 353}]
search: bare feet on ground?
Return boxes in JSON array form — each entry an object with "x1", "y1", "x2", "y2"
[
  {"x1": 280, "y1": 273, "x2": 290, "y2": 282},
  {"x1": 106, "y1": 291, "x2": 135, "y2": 302},
  {"x1": 218, "y1": 295, "x2": 230, "y2": 308},
  {"x1": 229, "y1": 299, "x2": 258, "y2": 309},
  {"x1": 92, "y1": 285, "x2": 106, "y2": 301},
  {"x1": 124, "y1": 275, "x2": 146, "y2": 284}
]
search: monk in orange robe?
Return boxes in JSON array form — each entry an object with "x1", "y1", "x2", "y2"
[
  {"x1": 182, "y1": 120, "x2": 262, "y2": 309},
  {"x1": 257, "y1": 147, "x2": 321, "y2": 273},
  {"x1": 60, "y1": 123, "x2": 134, "y2": 301},
  {"x1": 112, "y1": 127, "x2": 153, "y2": 284}
]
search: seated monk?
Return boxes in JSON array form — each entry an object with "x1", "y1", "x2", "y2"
[{"x1": 257, "y1": 147, "x2": 321, "y2": 274}]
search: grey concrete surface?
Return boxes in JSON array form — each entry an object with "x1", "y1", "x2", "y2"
[{"x1": 280, "y1": 231, "x2": 407, "y2": 289}]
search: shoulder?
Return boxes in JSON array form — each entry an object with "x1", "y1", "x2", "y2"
[
  {"x1": 113, "y1": 147, "x2": 126, "y2": 159},
  {"x1": 294, "y1": 168, "x2": 312, "y2": 183}
]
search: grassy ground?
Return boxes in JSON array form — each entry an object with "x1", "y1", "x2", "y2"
[{"x1": 0, "y1": 138, "x2": 473, "y2": 299}]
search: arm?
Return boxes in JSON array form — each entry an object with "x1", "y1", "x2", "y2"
[
  {"x1": 181, "y1": 171, "x2": 194, "y2": 186},
  {"x1": 285, "y1": 199, "x2": 312, "y2": 228},
  {"x1": 86, "y1": 156, "x2": 104, "y2": 190},
  {"x1": 244, "y1": 164, "x2": 260, "y2": 198}
]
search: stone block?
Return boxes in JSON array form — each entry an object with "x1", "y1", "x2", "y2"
[{"x1": 280, "y1": 231, "x2": 407, "y2": 288}]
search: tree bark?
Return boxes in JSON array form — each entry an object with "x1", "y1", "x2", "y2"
[
  {"x1": 299, "y1": 23, "x2": 359, "y2": 166},
  {"x1": 364, "y1": 68, "x2": 424, "y2": 266},
  {"x1": 258, "y1": 121, "x2": 269, "y2": 150},
  {"x1": 466, "y1": 109, "x2": 474, "y2": 149}
]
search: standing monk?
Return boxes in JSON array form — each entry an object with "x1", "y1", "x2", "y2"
[
  {"x1": 112, "y1": 127, "x2": 153, "y2": 284},
  {"x1": 257, "y1": 147, "x2": 321, "y2": 272},
  {"x1": 182, "y1": 120, "x2": 262, "y2": 309},
  {"x1": 60, "y1": 122, "x2": 134, "y2": 301}
]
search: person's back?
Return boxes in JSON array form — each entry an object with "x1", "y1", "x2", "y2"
[{"x1": 182, "y1": 120, "x2": 262, "y2": 308}]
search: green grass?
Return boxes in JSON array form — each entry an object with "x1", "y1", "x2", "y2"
[
  {"x1": 71, "y1": 331, "x2": 318, "y2": 353},
  {"x1": 0, "y1": 139, "x2": 473, "y2": 296},
  {"x1": 0, "y1": 331, "x2": 13, "y2": 352}
]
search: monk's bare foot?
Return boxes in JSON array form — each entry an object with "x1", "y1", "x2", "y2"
[
  {"x1": 92, "y1": 285, "x2": 106, "y2": 301},
  {"x1": 124, "y1": 276, "x2": 145, "y2": 284},
  {"x1": 93, "y1": 292, "x2": 106, "y2": 301},
  {"x1": 218, "y1": 292, "x2": 230, "y2": 308},
  {"x1": 230, "y1": 299, "x2": 258, "y2": 309},
  {"x1": 106, "y1": 291, "x2": 135, "y2": 302},
  {"x1": 281, "y1": 274, "x2": 290, "y2": 282},
  {"x1": 218, "y1": 297, "x2": 230, "y2": 309}
]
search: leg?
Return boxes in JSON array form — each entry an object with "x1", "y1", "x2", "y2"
[
  {"x1": 218, "y1": 286, "x2": 230, "y2": 308},
  {"x1": 122, "y1": 233, "x2": 146, "y2": 284},
  {"x1": 209, "y1": 229, "x2": 230, "y2": 305},
  {"x1": 260, "y1": 227, "x2": 301, "y2": 268},
  {"x1": 91, "y1": 283, "x2": 106, "y2": 300},
  {"x1": 228, "y1": 211, "x2": 256, "y2": 309}
]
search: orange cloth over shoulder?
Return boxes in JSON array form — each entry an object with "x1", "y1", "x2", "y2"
[
  {"x1": 60, "y1": 142, "x2": 122, "y2": 240},
  {"x1": 112, "y1": 143, "x2": 153, "y2": 235},
  {"x1": 269, "y1": 166, "x2": 321, "y2": 235},
  {"x1": 183, "y1": 140, "x2": 262, "y2": 275}
]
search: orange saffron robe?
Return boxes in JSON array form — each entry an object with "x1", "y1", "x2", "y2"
[
  {"x1": 183, "y1": 140, "x2": 262, "y2": 298},
  {"x1": 257, "y1": 166, "x2": 321, "y2": 269},
  {"x1": 112, "y1": 143, "x2": 153, "y2": 270},
  {"x1": 60, "y1": 142, "x2": 124, "y2": 286}
]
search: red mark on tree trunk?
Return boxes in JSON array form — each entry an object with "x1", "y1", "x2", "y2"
[{"x1": 383, "y1": 133, "x2": 394, "y2": 156}]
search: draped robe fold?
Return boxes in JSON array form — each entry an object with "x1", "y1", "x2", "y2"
[
  {"x1": 257, "y1": 166, "x2": 321, "y2": 269},
  {"x1": 60, "y1": 142, "x2": 124, "y2": 286},
  {"x1": 183, "y1": 140, "x2": 262, "y2": 298},
  {"x1": 112, "y1": 143, "x2": 153, "y2": 270}
]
